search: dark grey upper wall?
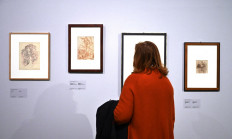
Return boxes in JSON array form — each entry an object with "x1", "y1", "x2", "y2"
[{"x1": 0, "y1": 0, "x2": 232, "y2": 139}]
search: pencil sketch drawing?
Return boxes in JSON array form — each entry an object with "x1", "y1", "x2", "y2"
[
  {"x1": 196, "y1": 60, "x2": 208, "y2": 73},
  {"x1": 77, "y1": 36, "x2": 94, "y2": 60},
  {"x1": 19, "y1": 42, "x2": 40, "y2": 70}
]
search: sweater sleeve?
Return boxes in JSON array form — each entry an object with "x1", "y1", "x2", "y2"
[{"x1": 114, "y1": 77, "x2": 134, "y2": 125}]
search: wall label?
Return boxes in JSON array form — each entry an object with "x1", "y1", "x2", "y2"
[
  {"x1": 69, "y1": 81, "x2": 86, "y2": 90},
  {"x1": 10, "y1": 88, "x2": 27, "y2": 98},
  {"x1": 184, "y1": 99, "x2": 200, "y2": 108}
]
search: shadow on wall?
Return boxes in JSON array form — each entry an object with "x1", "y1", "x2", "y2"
[
  {"x1": 11, "y1": 84, "x2": 93, "y2": 139},
  {"x1": 118, "y1": 33, "x2": 122, "y2": 97},
  {"x1": 193, "y1": 113, "x2": 232, "y2": 139}
]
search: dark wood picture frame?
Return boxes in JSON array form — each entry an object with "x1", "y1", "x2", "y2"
[
  {"x1": 68, "y1": 24, "x2": 103, "y2": 73},
  {"x1": 9, "y1": 32, "x2": 50, "y2": 80},
  {"x1": 184, "y1": 42, "x2": 220, "y2": 91},
  {"x1": 121, "y1": 33, "x2": 167, "y2": 89}
]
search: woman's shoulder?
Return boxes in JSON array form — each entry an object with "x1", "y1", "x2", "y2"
[
  {"x1": 124, "y1": 73, "x2": 140, "y2": 85},
  {"x1": 125, "y1": 73, "x2": 137, "y2": 82}
]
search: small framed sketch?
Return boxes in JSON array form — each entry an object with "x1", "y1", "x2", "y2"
[
  {"x1": 68, "y1": 24, "x2": 103, "y2": 73},
  {"x1": 184, "y1": 42, "x2": 220, "y2": 91},
  {"x1": 121, "y1": 33, "x2": 167, "y2": 88},
  {"x1": 9, "y1": 33, "x2": 50, "y2": 80}
]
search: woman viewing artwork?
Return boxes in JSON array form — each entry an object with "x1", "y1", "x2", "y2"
[{"x1": 114, "y1": 41, "x2": 175, "y2": 139}]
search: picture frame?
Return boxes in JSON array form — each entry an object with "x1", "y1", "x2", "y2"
[
  {"x1": 9, "y1": 32, "x2": 50, "y2": 80},
  {"x1": 184, "y1": 42, "x2": 220, "y2": 91},
  {"x1": 68, "y1": 24, "x2": 103, "y2": 73},
  {"x1": 121, "y1": 33, "x2": 167, "y2": 88}
]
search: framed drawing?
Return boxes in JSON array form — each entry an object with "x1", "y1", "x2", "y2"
[
  {"x1": 9, "y1": 32, "x2": 50, "y2": 80},
  {"x1": 121, "y1": 33, "x2": 167, "y2": 88},
  {"x1": 184, "y1": 42, "x2": 220, "y2": 91},
  {"x1": 68, "y1": 24, "x2": 103, "y2": 73}
]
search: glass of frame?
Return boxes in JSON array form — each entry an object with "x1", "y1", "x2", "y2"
[
  {"x1": 68, "y1": 24, "x2": 103, "y2": 73},
  {"x1": 9, "y1": 33, "x2": 50, "y2": 80},
  {"x1": 121, "y1": 33, "x2": 167, "y2": 88},
  {"x1": 184, "y1": 42, "x2": 220, "y2": 91}
]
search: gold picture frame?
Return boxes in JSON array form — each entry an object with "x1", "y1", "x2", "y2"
[{"x1": 9, "y1": 32, "x2": 50, "y2": 80}]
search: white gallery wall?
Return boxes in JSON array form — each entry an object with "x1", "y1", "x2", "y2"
[{"x1": 0, "y1": 0, "x2": 232, "y2": 139}]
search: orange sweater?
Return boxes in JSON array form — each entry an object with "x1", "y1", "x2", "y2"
[{"x1": 114, "y1": 71, "x2": 175, "y2": 139}]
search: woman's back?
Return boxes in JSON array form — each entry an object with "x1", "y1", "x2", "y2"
[
  {"x1": 114, "y1": 41, "x2": 174, "y2": 139},
  {"x1": 114, "y1": 71, "x2": 174, "y2": 139}
]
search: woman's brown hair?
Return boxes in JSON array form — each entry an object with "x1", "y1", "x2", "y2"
[{"x1": 133, "y1": 41, "x2": 168, "y2": 77}]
